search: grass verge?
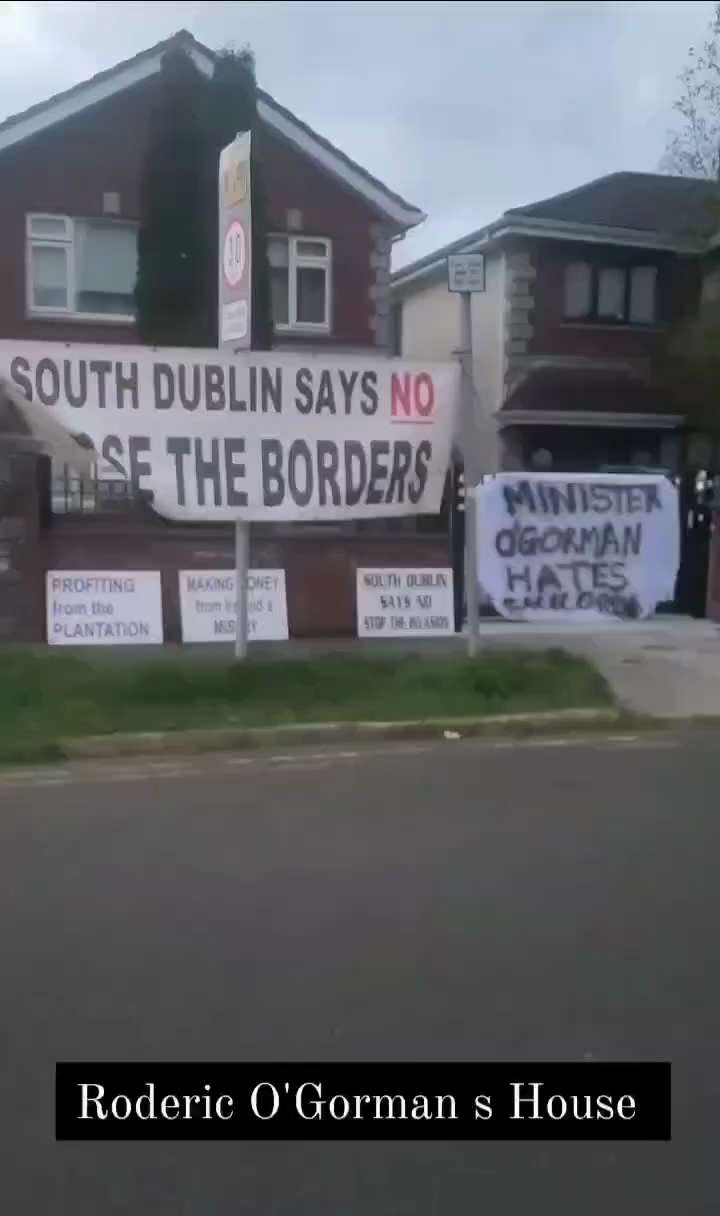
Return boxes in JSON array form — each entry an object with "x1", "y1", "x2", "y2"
[{"x1": 0, "y1": 648, "x2": 612, "y2": 765}]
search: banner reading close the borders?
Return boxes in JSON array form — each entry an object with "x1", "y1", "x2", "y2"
[
  {"x1": 219, "y1": 133, "x2": 252, "y2": 350},
  {"x1": 476, "y1": 472, "x2": 680, "y2": 622},
  {"x1": 0, "y1": 342, "x2": 459, "y2": 524}
]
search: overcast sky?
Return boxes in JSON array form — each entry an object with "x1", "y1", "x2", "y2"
[{"x1": 0, "y1": 0, "x2": 714, "y2": 266}]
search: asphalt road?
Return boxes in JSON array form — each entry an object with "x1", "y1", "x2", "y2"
[{"x1": 0, "y1": 732, "x2": 717, "y2": 1213}]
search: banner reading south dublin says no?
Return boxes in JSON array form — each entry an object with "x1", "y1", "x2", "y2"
[{"x1": 0, "y1": 342, "x2": 459, "y2": 523}]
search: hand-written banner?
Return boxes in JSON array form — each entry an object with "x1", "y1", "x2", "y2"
[
  {"x1": 476, "y1": 473, "x2": 680, "y2": 622},
  {"x1": 0, "y1": 341, "x2": 459, "y2": 524}
]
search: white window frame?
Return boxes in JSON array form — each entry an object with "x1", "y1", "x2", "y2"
[
  {"x1": 270, "y1": 234, "x2": 332, "y2": 333},
  {"x1": 26, "y1": 213, "x2": 136, "y2": 324}
]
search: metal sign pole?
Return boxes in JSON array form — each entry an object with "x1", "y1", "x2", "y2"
[
  {"x1": 219, "y1": 135, "x2": 253, "y2": 662},
  {"x1": 234, "y1": 520, "x2": 250, "y2": 659},
  {"x1": 447, "y1": 251, "x2": 484, "y2": 659},
  {"x1": 460, "y1": 289, "x2": 480, "y2": 658}
]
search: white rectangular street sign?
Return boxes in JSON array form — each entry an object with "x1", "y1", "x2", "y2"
[
  {"x1": 46, "y1": 571, "x2": 163, "y2": 645},
  {"x1": 447, "y1": 252, "x2": 485, "y2": 293},
  {"x1": 179, "y1": 570, "x2": 288, "y2": 642},
  {"x1": 356, "y1": 568, "x2": 454, "y2": 638}
]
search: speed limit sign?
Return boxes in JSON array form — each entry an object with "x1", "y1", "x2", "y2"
[
  {"x1": 219, "y1": 133, "x2": 251, "y2": 350},
  {"x1": 223, "y1": 220, "x2": 247, "y2": 288}
]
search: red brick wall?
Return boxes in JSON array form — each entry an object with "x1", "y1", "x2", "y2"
[
  {"x1": 527, "y1": 240, "x2": 702, "y2": 360},
  {"x1": 46, "y1": 515, "x2": 449, "y2": 640},
  {"x1": 706, "y1": 517, "x2": 720, "y2": 622},
  {"x1": 0, "y1": 76, "x2": 378, "y2": 348},
  {"x1": 262, "y1": 127, "x2": 375, "y2": 348},
  {"x1": 0, "y1": 452, "x2": 48, "y2": 641}
]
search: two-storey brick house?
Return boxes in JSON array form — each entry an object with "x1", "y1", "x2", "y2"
[
  {"x1": 0, "y1": 28, "x2": 423, "y2": 350},
  {"x1": 393, "y1": 172, "x2": 717, "y2": 477},
  {"x1": 0, "y1": 29, "x2": 450, "y2": 640}
]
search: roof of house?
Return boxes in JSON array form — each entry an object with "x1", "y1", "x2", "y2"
[
  {"x1": 393, "y1": 171, "x2": 719, "y2": 289},
  {"x1": 507, "y1": 171, "x2": 719, "y2": 235},
  {"x1": 501, "y1": 366, "x2": 677, "y2": 416},
  {"x1": 0, "y1": 29, "x2": 424, "y2": 231}
]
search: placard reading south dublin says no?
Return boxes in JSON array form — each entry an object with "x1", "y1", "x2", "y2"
[{"x1": 356, "y1": 568, "x2": 454, "y2": 637}]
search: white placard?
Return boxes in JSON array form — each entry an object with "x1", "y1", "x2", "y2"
[
  {"x1": 0, "y1": 341, "x2": 459, "y2": 524},
  {"x1": 356, "y1": 568, "x2": 454, "y2": 638},
  {"x1": 476, "y1": 472, "x2": 680, "y2": 622},
  {"x1": 179, "y1": 570, "x2": 288, "y2": 642},
  {"x1": 46, "y1": 571, "x2": 163, "y2": 645},
  {"x1": 447, "y1": 252, "x2": 485, "y2": 293}
]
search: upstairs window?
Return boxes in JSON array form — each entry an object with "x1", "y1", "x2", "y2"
[
  {"x1": 27, "y1": 214, "x2": 137, "y2": 320},
  {"x1": 268, "y1": 235, "x2": 332, "y2": 331},
  {"x1": 563, "y1": 260, "x2": 657, "y2": 325},
  {"x1": 564, "y1": 261, "x2": 592, "y2": 318}
]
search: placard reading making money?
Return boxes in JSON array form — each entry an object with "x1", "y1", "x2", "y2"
[
  {"x1": 0, "y1": 342, "x2": 459, "y2": 524},
  {"x1": 356, "y1": 568, "x2": 454, "y2": 637},
  {"x1": 47, "y1": 571, "x2": 163, "y2": 645},
  {"x1": 179, "y1": 570, "x2": 288, "y2": 642},
  {"x1": 476, "y1": 473, "x2": 680, "y2": 622}
]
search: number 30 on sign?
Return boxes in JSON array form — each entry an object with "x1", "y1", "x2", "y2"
[{"x1": 223, "y1": 220, "x2": 247, "y2": 288}]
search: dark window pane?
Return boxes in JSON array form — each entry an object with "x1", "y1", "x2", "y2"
[
  {"x1": 270, "y1": 267, "x2": 289, "y2": 325},
  {"x1": 597, "y1": 267, "x2": 625, "y2": 319},
  {"x1": 297, "y1": 266, "x2": 326, "y2": 324},
  {"x1": 76, "y1": 291, "x2": 134, "y2": 315}
]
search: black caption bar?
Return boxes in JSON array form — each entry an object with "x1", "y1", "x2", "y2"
[{"x1": 56, "y1": 1062, "x2": 670, "y2": 1141}]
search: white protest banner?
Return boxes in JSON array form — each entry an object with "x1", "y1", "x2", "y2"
[
  {"x1": 476, "y1": 472, "x2": 680, "y2": 622},
  {"x1": 179, "y1": 569, "x2": 288, "y2": 642},
  {"x1": 47, "y1": 571, "x2": 163, "y2": 644},
  {"x1": 219, "y1": 133, "x2": 251, "y2": 350},
  {"x1": 356, "y1": 568, "x2": 454, "y2": 638},
  {"x1": 0, "y1": 342, "x2": 459, "y2": 524}
]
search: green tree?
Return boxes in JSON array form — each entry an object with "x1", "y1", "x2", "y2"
[
  {"x1": 134, "y1": 47, "x2": 212, "y2": 346},
  {"x1": 663, "y1": 2, "x2": 720, "y2": 178},
  {"x1": 208, "y1": 47, "x2": 273, "y2": 349},
  {"x1": 658, "y1": 293, "x2": 720, "y2": 464},
  {"x1": 135, "y1": 44, "x2": 272, "y2": 349}
]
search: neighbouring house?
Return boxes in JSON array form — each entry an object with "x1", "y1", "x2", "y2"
[
  {"x1": 393, "y1": 172, "x2": 720, "y2": 477},
  {"x1": 0, "y1": 29, "x2": 455, "y2": 641}
]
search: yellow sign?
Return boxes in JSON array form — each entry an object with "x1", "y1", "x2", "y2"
[{"x1": 223, "y1": 157, "x2": 249, "y2": 208}]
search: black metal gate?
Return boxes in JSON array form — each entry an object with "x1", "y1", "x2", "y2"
[{"x1": 674, "y1": 471, "x2": 715, "y2": 617}]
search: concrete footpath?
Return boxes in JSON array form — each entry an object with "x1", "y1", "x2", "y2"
[{"x1": 471, "y1": 616, "x2": 720, "y2": 718}]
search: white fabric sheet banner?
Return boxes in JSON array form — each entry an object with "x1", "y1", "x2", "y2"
[
  {"x1": 0, "y1": 341, "x2": 459, "y2": 524},
  {"x1": 179, "y1": 570, "x2": 288, "y2": 642},
  {"x1": 475, "y1": 472, "x2": 680, "y2": 622}
]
